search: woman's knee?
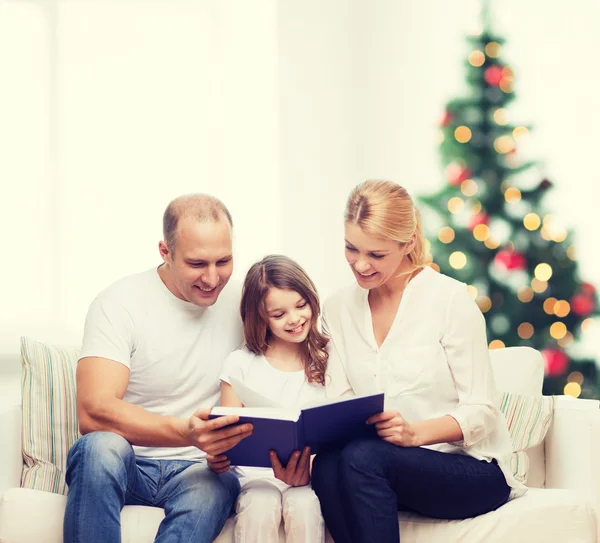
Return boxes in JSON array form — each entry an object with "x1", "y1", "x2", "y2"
[{"x1": 339, "y1": 438, "x2": 386, "y2": 473}]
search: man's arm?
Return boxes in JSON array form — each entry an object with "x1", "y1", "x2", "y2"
[{"x1": 77, "y1": 357, "x2": 253, "y2": 454}]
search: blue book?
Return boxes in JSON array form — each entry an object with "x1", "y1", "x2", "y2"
[{"x1": 210, "y1": 392, "x2": 385, "y2": 468}]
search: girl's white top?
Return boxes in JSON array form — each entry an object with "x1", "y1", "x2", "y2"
[
  {"x1": 221, "y1": 348, "x2": 326, "y2": 489},
  {"x1": 323, "y1": 266, "x2": 527, "y2": 498}
]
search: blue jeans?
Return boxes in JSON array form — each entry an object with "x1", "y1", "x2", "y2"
[
  {"x1": 63, "y1": 432, "x2": 240, "y2": 543},
  {"x1": 312, "y1": 438, "x2": 511, "y2": 543}
]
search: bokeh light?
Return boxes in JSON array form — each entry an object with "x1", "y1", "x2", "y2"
[
  {"x1": 504, "y1": 187, "x2": 521, "y2": 203},
  {"x1": 531, "y1": 278, "x2": 548, "y2": 293},
  {"x1": 468, "y1": 50, "x2": 485, "y2": 67},
  {"x1": 523, "y1": 213, "x2": 541, "y2": 231},
  {"x1": 517, "y1": 286, "x2": 534, "y2": 303},
  {"x1": 438, "y1": 226, "x2": 456, "y2": 244},
  {"x1": 550, "y1": 322, "x2": 568, "y2": 340},
  {"x1": 489, "y1": 339, "x2": 505, "y2": 349},
  {"x1": 473, "y1": 224, "x2": 490, "y2": 241},
  {"x1": 485, "y1": 42, "x2": 502, "y2": 58},
  {"x1": 461, "y1": 179, "x2": 478, "y2": 196},
  {"x1": 449, "y1": 251, "x2": 467, "y2": 269},
  {"x1": 455, "y1": 126, "x2": 472, "y2": 143},
  {"x1": 564, "y1": 382, "x2": 581, "y2": 398},
  {"x1": 448, "y1": 197, "x2": 465, "y2": 214},
  {"x1": 517, "y1": 322, "x2": 534, "y2": 339}
]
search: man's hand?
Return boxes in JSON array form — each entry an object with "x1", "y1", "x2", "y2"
[
  {"x1": 207, "y1": 454, "x2": 232, "y2": 474},
  {"x1": 367, "y1": 410, "x2": 419, "y2": 447},
  {"x1": 188, "y1": 409, "x2": 253, "y2": 456},
  {"x1": 270, "y1": 446, "x2": 311, "y2": 487}
]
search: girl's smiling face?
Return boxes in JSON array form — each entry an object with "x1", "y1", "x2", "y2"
[{"x1": 264, "y1": 287, "x2": 313, "y2": 345}]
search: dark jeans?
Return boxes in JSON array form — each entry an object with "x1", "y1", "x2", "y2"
[
  {"x1": 63, "y1": 432, "x2": 240, "y2": 543},
  {"x1": 312, "y1": 438, "x2": 511, "y2": 543}
]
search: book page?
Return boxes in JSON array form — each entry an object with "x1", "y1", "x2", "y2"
[
  {"x1": 211, "y1": 405, "x2": 301, "y2": 422},
  {"x1": 229, "y1": 376, "x2": 283, "y2": 408}
]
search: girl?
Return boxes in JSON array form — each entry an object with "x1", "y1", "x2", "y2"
[{"x1": 209, "y1": 254, "x2": 327, "y2": 543}]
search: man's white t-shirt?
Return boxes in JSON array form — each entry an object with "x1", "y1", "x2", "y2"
[
  {"x1": 220, "y1": 348, "x2": 326, "y2": 488},
  {"x1": 79, "y1": 266, "x2": 243, "y2": 461}
]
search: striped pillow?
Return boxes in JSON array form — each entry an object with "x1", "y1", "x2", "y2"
[
  {"x1": 497, "y1": 392, "x2": 554, "y2": 483},
  {"x1": 20, "y1": 337, "x2": 80, "y2": 495}
]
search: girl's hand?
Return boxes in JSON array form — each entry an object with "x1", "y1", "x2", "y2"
[
  {"x1": 270, "y1": 446, "x2": 311, "y2": 486},
  {"x1": 206, "y1": 453, "x2": 232, "y2": 474},
  {"x1": 367, "y1": 410, "x2": 419, "y2": 447}
]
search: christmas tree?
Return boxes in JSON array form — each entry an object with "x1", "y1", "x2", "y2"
[{"x1": 418, "y1": 8, "x2": 600, "y2": 398}]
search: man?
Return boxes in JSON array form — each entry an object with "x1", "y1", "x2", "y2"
[{"x1": 63, "y1": 194, "x2": 253, "y2": 543}]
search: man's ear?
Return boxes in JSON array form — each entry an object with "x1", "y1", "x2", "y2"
[{"x1": 158, "y1": 240, "x2": 170, "y2": 263}]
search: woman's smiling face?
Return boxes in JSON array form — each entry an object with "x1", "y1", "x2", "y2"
[{"x1": 344, "y1": 222, "x2": 414, "y2": 289}]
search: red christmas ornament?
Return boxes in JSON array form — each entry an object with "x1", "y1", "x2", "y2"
[
  {"x1": 580, "y1": 282, "x2": 596, "y2": 296},
  {"x1": 494, "y1": 249, "x2": 527, "y2": 271},
  {"x1": 445, "y1": 164, "x2": 472, "y2": 186},
  {"x1": 484, "y1": 65, "x2": 504, "y2": 86},
  {"x1": 570, "y1": 294, "x2": 595, "y2": 317},
  {"x1": 468, "y1": 212, "x2": 489, "y2": 231},
  {"x1": 542, "y1": 348, "x2": 569, "y2": 377},
  {"x1": 441, "y1": 110, "x2": 454, "y2": 127}
]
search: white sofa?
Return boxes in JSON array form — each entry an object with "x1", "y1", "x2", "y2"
[{"x1": 1, "y1": 346, "x2": 599, "y2": 542}]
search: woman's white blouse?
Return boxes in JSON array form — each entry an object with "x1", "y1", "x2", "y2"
[{"x1": 323, "y1": 266, "x2": 526, "y2": 497}]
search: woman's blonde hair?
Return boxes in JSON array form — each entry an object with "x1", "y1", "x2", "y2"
[
  {"x1": 345, "y1": 180, "x2": 429, "y2": 269},
  {"x1": 241, "y1": 255, "x2": 328, "y2": 385}
]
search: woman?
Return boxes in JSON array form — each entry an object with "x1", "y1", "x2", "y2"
[{"x1": 311, "y1": 180, "x2": 526, "y2": 543}]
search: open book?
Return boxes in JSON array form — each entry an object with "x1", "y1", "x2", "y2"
[{"x1": 210, "y1": 378, "x2": 384, "y2": 468}]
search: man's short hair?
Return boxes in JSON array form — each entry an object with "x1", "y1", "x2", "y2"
[{"x1": 162, "y1": 194, "x2": 233, "y2": 255}]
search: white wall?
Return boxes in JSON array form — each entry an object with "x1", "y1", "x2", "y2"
[{"x1": 1, "y1": 0, "x2": 599, "y2": 368}]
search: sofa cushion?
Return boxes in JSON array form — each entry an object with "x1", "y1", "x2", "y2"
[
  {"x1": 0, "y1": 488, "x2": 279, "y2": 543},
  {"x1": 498, "y1": 392, "x2": 554, "y2": 484},
  {"x1": 396, "y1": 488, "x2": 596, "y2": 542},
  {"x1": 20, "y1": 337, "x2": 80, "y2": 495},
  {"x1": 489, "y1": 347, "x2": 544, "y2": 396},
  {"x1": 0, "y1": 487, "x2": 595, "y2": 543}
]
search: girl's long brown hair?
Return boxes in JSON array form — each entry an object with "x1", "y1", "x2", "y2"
[{"x1": 241, "y1": 255, "x2": 328, "y2": 385}]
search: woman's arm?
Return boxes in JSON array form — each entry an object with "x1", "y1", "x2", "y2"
[{"x1": 440, "y1": 284, "x2": 498, "y2": 447}]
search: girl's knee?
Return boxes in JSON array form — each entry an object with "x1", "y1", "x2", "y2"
[{"x1": 282, "y1": 486, "x2": 321, "y2": 515}]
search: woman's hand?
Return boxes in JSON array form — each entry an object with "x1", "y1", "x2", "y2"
[
  {"x1": 367, "y1": 410, "x2": 419, "y2": 447},
  {"x1": 270, "y1": 446, "x2": 311, "y2": 487},
  {"x1": 206, "y1": 453, "x2": 232, "y2": 474}
]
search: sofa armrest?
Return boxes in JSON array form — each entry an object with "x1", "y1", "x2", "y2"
[
  {"x1": 0, "y1": 404, "x2": 22, "y2": 493},
  {"x1": 545, "y1": 396, "x2": 600, "y2": 510}
]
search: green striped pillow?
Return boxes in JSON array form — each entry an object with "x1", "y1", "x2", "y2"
[
  {"x1": 497, "y1": 392, "x2": 554, "y2": 483},
  {"x1": 20, "y1": 337, "x2": 80, "y2": 495}
]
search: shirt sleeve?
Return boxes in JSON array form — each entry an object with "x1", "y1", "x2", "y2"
[
  {"x1": 441, "y1": 284, "x2": 499, "y2": 447},
  {"x1": 220, "y1": 350, "x2": 247, "y2": 385},
  {"x1": 323, "y1": 311, "x2": 356, "y2": 399},
  {"x1": 79, "y1": 294, "x2": 135, "y2": 368}
]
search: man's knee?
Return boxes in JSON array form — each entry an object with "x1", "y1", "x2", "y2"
[
  {"x1": 176, "y1": 464, "x2": 240, "y2": 514},
  {"x1": 67, "y1": 432, "x2": 134, "y2": 479}
]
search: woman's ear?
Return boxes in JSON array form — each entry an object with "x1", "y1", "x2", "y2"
[{"x1": 404, "y1": 233, "x2": 417, "y2": 255}]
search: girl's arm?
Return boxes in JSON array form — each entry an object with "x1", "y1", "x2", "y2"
[{"x1": 220, "y1": 381, "x2": 244, "y2": 407}]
